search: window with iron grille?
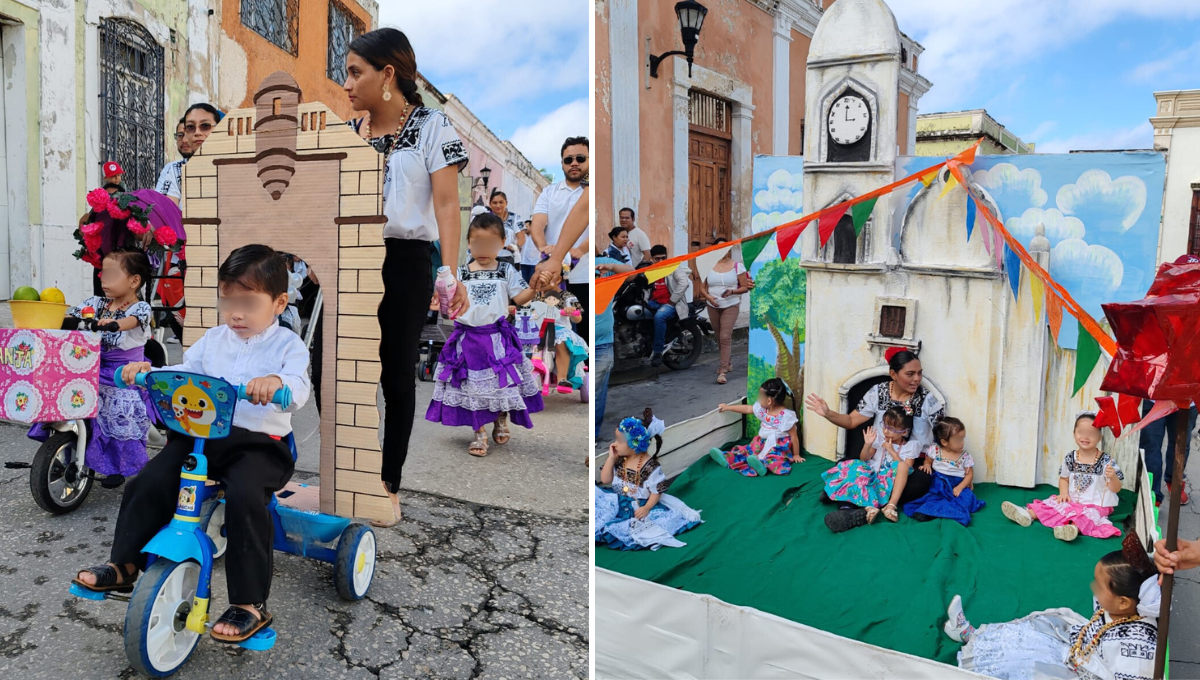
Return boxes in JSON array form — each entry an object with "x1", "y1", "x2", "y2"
[
  {"x1": 879, "y1": 305, "x2": 907, "y2": 338},
  {"x1": 689, "y1": 90, "x2": 729, "y2": 134},
  {"x1": 327, "y1": 0, "x2": 364, "y2": 83},
  {"x1": 98, "y1": 17, "x2": 164, "y2": 192},
  {"x1": 241, "y1": 0, "x2": 299, "y2": 55}
]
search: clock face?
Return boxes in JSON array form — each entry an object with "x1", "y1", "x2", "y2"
[{"x1": 828, "y1": 95, "x2": 870, "y2": 146}]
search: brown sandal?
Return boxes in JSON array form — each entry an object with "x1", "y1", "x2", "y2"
[
  {"x1": 469, "y1": 429, "x2": 489, "y2": 457},
  {"x1": 491, "y1": 413, "x2": 510, "y2": 445},
  {"x1": 210, "y1": 604, "x2": 272, "y2": 644},
  {"x1": 716, "y1": 372, "x2": 727, "y2": 385}
]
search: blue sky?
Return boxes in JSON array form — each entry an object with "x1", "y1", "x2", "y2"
[
  {"x1": 890, "y1": 0, "x2": 1200, "y2": 152},
  {"x1": 377, "y1": 1, "x2": 588, "y2": 180}
]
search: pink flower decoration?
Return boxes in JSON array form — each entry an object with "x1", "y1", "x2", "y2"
[
  {"x1": 154, "y1": 225, "x2": 178, "y2": 247},
  {"x1": 126, "y1": 219, "x2": 149, "y2": 236},
  {"x1": 86, "y1": 188, "x2": 111, "y2": 212},
  {"x1": 83, "y1": 231, "x2": 102, "y2": 252},
  {"x1": 80, "y1": 221, "x2": 104, "y2": 237},
  {"x1": 106, "y1": 202, "x2": 131, "y2": 220}
]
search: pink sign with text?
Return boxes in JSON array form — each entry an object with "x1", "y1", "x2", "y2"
[{"x1": 0, "y1": 329, "x2": 100, "y2": 423}]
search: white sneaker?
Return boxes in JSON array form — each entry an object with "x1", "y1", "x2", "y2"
[
  {"x1": 147, "y1": 426, "x2": 167, "y2": 449},
  {"x1": 1001, "y1": 501, "x2": 1032, "y2": 527},
  {"x1": 1053, "y1": 524, "x2": 1079, "y2": 542},
  {"x1": 944, "y1": 594, "x2": 971, "y2": 643}
]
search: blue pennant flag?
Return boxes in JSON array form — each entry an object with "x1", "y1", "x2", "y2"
[
  {"x1": 1004, "y1": 244, "x2": 1021, "y2": 299},
  {"x1": 966, "y1": 198, "x2": 977, "y2": 241}
]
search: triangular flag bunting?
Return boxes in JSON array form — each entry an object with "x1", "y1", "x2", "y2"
[
  {"x1": 1046, "y1": 289, "x2": 1063, "y2": 343},
  {"x1": 741, "y1": 232, "x2": 771, "y2": 267},
  {"x1": 919, "y1": 169, "x2": 937, "y2": 187},
  {"x1": 818, "y1": 203, "x2": 850, "y2": 248},
  {"x1": 937, "y1": 172, "x2": 959, "y2": 200},
  {"x1": 644, "y1": 262, "x2": 680, "y2": 283},
  {"x1": 965, "y1": 197, "x2": 977, "y2": 241},
  {"x1": 1093, "y1": 396, "x2": 1121, "y2": 437},
  {"x1": 953, "y1": 142, "x2": 978, "y2": 166},
  {"x1": 850, "y1": 197, "x2": 877, "y2": 237},
  {"x1": 693, "y1": 246, "x2": 732, "y2": 280},
  {"x1": 1072, "y1": 320, "x2": 1101, "y2": 396},
  {"x1": 1030, "y1": 276, "x2": 1044, "y2": 321},
  {"x1": 595, "y1": 274, "x2": 624, "y2": 314},
  {"x1": 1004, "y1": 244, "x2": 1021, "y2": 300},
  {"x1": 990, "y1": 224, "x2": 1005, "y2": 269},
  {"x1": 1116, "y1": 394, "x2": 1142, "y2": 430},
  {"x1": 777, "y1": 222, "x2": 808, "y2": 261}
]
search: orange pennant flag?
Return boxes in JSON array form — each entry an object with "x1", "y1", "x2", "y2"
[
  {"x1": 1046, "y1": 288, "x2": 1063, "y2": 342},
  {"x1": 951, "y1": 139, "x2": 981, "y2": 166},
  {"x1": 595, "y1": 274, "x2": 625, "y2": 314}
]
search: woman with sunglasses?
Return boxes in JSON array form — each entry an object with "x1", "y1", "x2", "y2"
[
  {"x1": 155, "y1": 103, "x2": 221, "y2": 205},
  {"x1": 342, "y1": 28, "x2": 470, "y2": 527}
]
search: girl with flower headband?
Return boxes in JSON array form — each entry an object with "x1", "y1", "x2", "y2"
[
  {"x1": 945, "y1": 535, "x2": 1161, "y2": 680},
  {"x1": 1002, "y1": 411, "x2": 1124, "y2": 541},
  {"x1": 595, "y1": 416, "x2": 701, "y2": 550},
  {"x1": 708, "y1": 378, "x2": 802, "y2": 477},
  {"x1": 821, "y1": 406, "x2": 923, "y2": 531}
]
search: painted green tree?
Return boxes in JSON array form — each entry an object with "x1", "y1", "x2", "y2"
[{"x1": 749, "y1": 258, "x2": 807, "y2": 404}]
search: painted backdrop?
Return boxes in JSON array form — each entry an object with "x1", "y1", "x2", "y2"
[
  {"x1": 747, "y1": 156, "x2": 806, "y2": 426},
  {"x1": 896, "y1": 152, "x2": 1167, "y2": 349}
]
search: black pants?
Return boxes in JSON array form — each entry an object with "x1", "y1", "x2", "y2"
[
  {"x1": 378, "y1": 238, "x2": 433, "y2": 490},
  {"x1": 92, "y1": 268, "x2": 104, "y2": 297},
  {"x1": 820, "y1": 456, "x2": 933, "y2": 508},
  {"x1": 568, "y1": 282, "x2": 589, "y2": 342},
  {"x1": 110, "y1": 428, "x2": 293, "y2": 604}
]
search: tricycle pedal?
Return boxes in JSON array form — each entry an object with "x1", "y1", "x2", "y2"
[
  {"x1": 236, "y1": 627, "x2": 276, "y2": 651},
  {"x1": 68, "y1": 583, "x2": 107, "y2": 601}
]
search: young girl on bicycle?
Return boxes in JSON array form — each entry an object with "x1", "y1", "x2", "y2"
[
  {"x1": 29, "y1": 247, "x2": 156, "y2": 489},
  {"x1": 72, "y1": 244, "x2": 311, "y2": 645},
  {"x1": 426, "y1": 213, "x2": 543, "y2": 456}
]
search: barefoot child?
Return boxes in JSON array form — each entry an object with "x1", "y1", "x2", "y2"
[
  {"x1": 822, "y1": 406, "x2": 922, "y2": 532},
  {"x1": 708, "y1": 378, "x2": 802, "y2": 476},
  {"x1": 904, "y1": 417, "x2": 985, "y2": 525},
  {"x1": 1002, "y1": 412, "x2": 1123, "y2": 541},
  {"x1": 596, "y1": 417, "x2": 701, "y2": 550},
  {"x1": 944, "y1": 541, "x2": 1160, "y2": 680},
  {"x1": 426, "y1": 212, "x2": 543, "y2": 456},
  {"x1": 29, "y1": 248, "x2": 157, "y2": 489},
  {"x1": 72, "y1": 244, "x2": 310, "y2": 644}
]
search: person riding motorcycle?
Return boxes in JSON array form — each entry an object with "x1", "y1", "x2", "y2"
[{"x1": 642, "y1": 245, "x2": 691, "y2": 366}]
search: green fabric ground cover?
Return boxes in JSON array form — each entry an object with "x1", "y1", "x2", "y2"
[{"x1": 595, "y1": 450, "x2": 1134, "y2": 665}]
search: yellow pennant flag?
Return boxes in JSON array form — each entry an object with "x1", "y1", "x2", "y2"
[
  {"x1": 644, "y1": 262, "x2": 680, "y2": 283},
  {"x1": 937, "y1": 172, "x2": 959, "y2": 200},
  {"x1": 1030, "y1": 276, "x2": 1044, "y2": 321},
  {"x1": 919, "y1": 169, "x2": 937, "y2": 187}
]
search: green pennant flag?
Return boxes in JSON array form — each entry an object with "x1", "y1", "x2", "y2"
[
  {"x1": 850, "y1": 197, "x2": 878, "y2": 237},
  {"x1": 1072, "y1": 320, "x2": 1101, "y2": 396},
  {"x1": 740, "y1": 231, "x2": 771, "y2": 267}
]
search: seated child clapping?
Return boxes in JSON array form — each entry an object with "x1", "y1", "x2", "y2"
[
  {"x1": 903, "y1": 417, "x2": 986, "y2": 525},
  {"x1": 822, "y1": 406, "x2": 922, "y2": 531},
  {"x1": 72, "y1": 244, "x2": 310, "y2": 644},
  {"x1": 708, "y1": 378, "x2": 802, "y2": 477},
  {"x1": 1002, "y1": 411, "x2": 1123, "y2": 541}
]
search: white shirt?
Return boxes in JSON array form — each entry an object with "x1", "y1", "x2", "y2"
[
  {"x1": 926, "y1": 444, "x2": 975, "y2": 478},
  {"x1": 1059, "y1": 450, "x2": 1123, "y2": 507},
  {"x1": 356, "y1": 108, "x2": 468, "y2": 242},
  {"x1": 456, "y1": 261, "x2": 527, "y2": 327},
  {"x1": 164, "y1": 323, "x2": 310, "y2": 436},
  {"x1": 519, "y1": 222, "x2": 541, "y2": 265},
  {"x1": 868, "y1": 435, "x2": 922, "y2": 473},
  {"x1": 69, "y1": 296, "x2": 152, "y2": 352},
  {"x1": 627, "y1": 226, "x2": 651, "y2": 267},
  {"x1": 705, "y1": 262, "x2": 745, "y2": 309},
  {"x1": 156, "y1": 159, "x2": 186, "y2": 199},
  {"x1": 497, "y1": 211, "x2": 521, "y2": 257},
  {"x1": 532, "y1": 180, "x2": 589, "y2": 284}
]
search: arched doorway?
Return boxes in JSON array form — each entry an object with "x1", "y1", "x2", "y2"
[{"x1": 835, "y1": 365, "x2": 948, "y2": 460}]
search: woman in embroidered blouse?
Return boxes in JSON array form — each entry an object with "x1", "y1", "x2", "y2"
[{"x1": 343, "y1": 29, "x2": 470, "y2": 526}]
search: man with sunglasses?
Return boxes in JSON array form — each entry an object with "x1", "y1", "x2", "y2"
[
  {"x1": 530, "y1": 136, "x2": 591, "y2": 338},
  {"x1": 154, "y1": 103, "x2": 222, "y2": 205}
]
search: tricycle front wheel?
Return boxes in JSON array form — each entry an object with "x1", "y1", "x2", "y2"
[
  {"x1": 125, "y1": 559, "x2": 201, "y2": 677},
  {"x1": 334, "y1": 524, "x2": 376, "y2": 601},
  {"x1": 30, "y1": 431, "x2": 93, "y2": 514}
]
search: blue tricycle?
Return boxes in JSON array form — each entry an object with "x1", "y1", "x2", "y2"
[{"x1": 69, "y1": 369, "x2": 377, "y2": 677}]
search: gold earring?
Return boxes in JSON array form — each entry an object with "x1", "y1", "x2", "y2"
[{"x1": 382, "y1": 82, "x2": 392, "y2": 102}]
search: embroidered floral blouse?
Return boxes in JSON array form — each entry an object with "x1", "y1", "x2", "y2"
[{"x1": 612, "y1": 456, "x2": 669, "y2": 500}]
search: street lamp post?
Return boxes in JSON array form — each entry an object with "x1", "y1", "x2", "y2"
[
  {"x1": 480, "y1": 165, "x2": 492, "y2": 191},
  {"x1": 648, "y1": 0, "x2": 708, "y2": 79}
]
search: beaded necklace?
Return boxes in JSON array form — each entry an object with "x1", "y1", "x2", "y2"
[
  {"x1": 364, "y1": 102, "x2": 413, "y2": 163},
  {"x1": 1066, "y1": 610, "x2": 1142, "y2": 670}
]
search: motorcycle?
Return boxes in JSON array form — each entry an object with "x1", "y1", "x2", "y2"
[{"x1": 612, "y1": 274, "x2": 712, "y2": 370}]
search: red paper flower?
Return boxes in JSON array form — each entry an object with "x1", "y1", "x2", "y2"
[
  {"x1": 81, "y1": 251, "x2": 102, "y2": 268},
  {"x1": 80, "y1": 221, "x2": 104, "y2": 238},
  {"x1": 154, "y1": 225, "x2": 178, "y2": 247},
  {"x1": 86, "y1": 188, "x2": 111, "y2": 212},
  {"x1": 106, "y1": 202, "x2": 131, "y2": 220},
  {"x1": 83, "y1": 230, "x2": 102, "y2": 252},
  {"x1": 126, "y1": 219, "x2": 149, "y2": 236}
]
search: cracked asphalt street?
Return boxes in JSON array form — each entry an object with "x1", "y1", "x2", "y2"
[{"x1": 0, "y1": 334, "x2": 588, "y2": 679}]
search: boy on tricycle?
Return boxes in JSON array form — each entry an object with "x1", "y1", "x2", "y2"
[{"x1": 72, "y1": 244, "x2": 309, "y2": 645}]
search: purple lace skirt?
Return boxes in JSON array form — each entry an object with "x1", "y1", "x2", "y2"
[
  {"x1": 425, "y1": 319, "x2": 544, "y2": 429},
  {"x1": 28, "y1": 347, "x2": 157, "y2": 476}
]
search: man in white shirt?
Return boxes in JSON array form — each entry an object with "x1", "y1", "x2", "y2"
[
  {"x1": 530, "y1": 135, "x2": 590, "y2": 337},
  {"x1": 619, "y1": 207, "x2": 651, "y2": 267}
]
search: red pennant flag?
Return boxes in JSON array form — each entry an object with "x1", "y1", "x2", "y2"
[
  {"x1": 1093, "y1": 396, "x2": 1121, "y2": 437},
  {"x1": 1131, "y1": 400, "x2": 1180, "y2": 434},
  {"x1": 777, "y1": 221, "x2": 808, "y2": 261},
  {"x1": 1116, "y1": 394, "x2": 1142, "y2": 431},
  {"x1": 818, "y1": 203, "x2": 850, "y2": 249}
]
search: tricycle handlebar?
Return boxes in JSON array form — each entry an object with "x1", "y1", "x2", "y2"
[{"x1": 113, "y1": 369, "x2": 293, "y2": 409}]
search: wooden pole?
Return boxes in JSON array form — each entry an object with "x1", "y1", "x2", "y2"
[{"x1": 1153, "y1": 408, "x2": 1190, "y2": 679}]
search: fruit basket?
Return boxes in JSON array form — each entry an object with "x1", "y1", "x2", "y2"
[{"x1": 9, "y1": 300, "x2": 70, "y2": 329}]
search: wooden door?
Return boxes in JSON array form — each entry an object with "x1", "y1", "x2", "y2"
[{"x1": 687, "y1": 129, "x2": 731, "y2": 252}]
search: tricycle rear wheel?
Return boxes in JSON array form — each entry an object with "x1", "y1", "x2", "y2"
[
  {"x1": 30, "y1": 431, "x2": 93, "y2": 514},
  {"x1": 334, "y1": 524, "x2": 376, "y2": 601}
]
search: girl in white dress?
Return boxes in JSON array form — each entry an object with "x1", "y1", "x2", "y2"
[
  {"x1": 944, "y1": 543, "x2": 1160, "y2": 680},
  {"x1": 708, "y1": 378, "x2": 802, "y2": 477}
]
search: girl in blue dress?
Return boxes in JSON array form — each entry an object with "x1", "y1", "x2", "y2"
[{"x1": 904, "y1": 417, "x2": 986, "y2": 525}]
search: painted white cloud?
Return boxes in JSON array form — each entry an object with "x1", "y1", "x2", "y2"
[
  {"x1": 509, "y1": 98, "x2": 589, "y2": 179},
  {"x1": 1049, "y1": 238, "x2": 1124, "y2": 295},
  {"x1": 970, "y1": 163, "x2": 1048, "y2": 217},
  {"x1": 751, "y1": 210, "x2": 802, "y2": 234},
  {"x1": 1006, "y1": 208, "x2": 1085, "y2": 247},
  {"x1": 754, "y1": 170, "x2": 805, "y2": 214},
  {"x1": 1055, "y1": 168, "x2": 1147, "y2": 233}
]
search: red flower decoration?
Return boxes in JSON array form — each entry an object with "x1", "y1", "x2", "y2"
[
  {"x1": 81, "y1": 251, "x2": 102, "y2": 268},
  {"x1": 86, "y1": 188, "x2": 111, "y2": 212},
  {"x1": 83, "y1": 231, "x2": 102, "y2": 252},
  {"x1": 80, "y1": 221, "x2": 104, "y2": 237},
  {"x1": 126, "y1": 219, "x2": 149, "y2": 236},
  {"x1": 154, "y1": 225, "x2": 178, "y2": 247},
  {"x1": 106, "y1": 202, "x2": 131, "y2": 220}
]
